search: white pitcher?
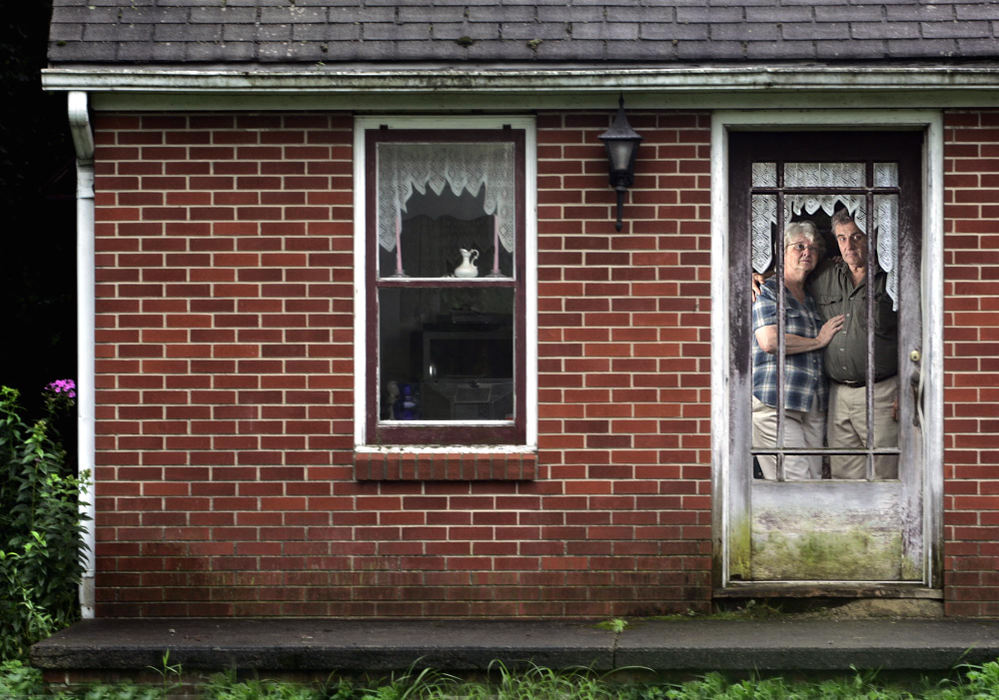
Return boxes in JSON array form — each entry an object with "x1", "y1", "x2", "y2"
[{"x1": 454, "y1": 248, "x2": 479, "y2": 278}]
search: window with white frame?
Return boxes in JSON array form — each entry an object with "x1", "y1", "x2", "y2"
[{"x1": 356, "y1": 119, "x2": 534, "y2": 446}]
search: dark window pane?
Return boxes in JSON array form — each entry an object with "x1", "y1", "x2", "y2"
[{"x1": 378, "y1": 287, "x2": 514, "y2": 421}]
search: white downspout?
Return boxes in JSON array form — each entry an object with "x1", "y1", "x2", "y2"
[{"x1": 68, "y1": 91, "x2": 95, "y2": 619}]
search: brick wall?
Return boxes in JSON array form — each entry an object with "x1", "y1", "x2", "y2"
[
  {"x1": 93, "y1": 113, "x2": 356, "y2": 616},
  {"x1": 90, "y1": 108, "x2": 999, "y2": 617},
  {"x1": 535, "y1": 111, "x2": 714, "y2": 615},
  {"x1": 91, "y1": 110, "x2": 714, "y2": 617},
  {"x1": 942, "y1": 109, "x2": 999, "y2": 617}
]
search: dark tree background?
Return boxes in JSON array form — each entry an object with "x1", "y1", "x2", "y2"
[{"x1": 1, "y1": 0, "x2": 76, "y2": 417}]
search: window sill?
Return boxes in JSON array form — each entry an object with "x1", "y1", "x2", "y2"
[{"x1": 353, "y1": 447, "x2": 537, "y2": 481}]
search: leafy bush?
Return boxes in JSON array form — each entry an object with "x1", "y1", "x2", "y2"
[
  {"x1": 202, "y1": 670, "x2": 322, "y2": 700},
  {"x1": 0, "y1": 658, "x2": 46, "y2": 699},
  {"x1": 6, "y1": 658, "x2": 999, "y2": 699},
  {"x1": 0, "y1": 382, "x2": 88, "y2": 661}
]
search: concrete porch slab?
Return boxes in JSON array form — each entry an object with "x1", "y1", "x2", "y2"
[{"x1": 30, "y1": 618, "x2": 999, "y2": 675}]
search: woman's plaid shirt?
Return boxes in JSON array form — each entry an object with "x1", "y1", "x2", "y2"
[{"x1": 752, "y1": 277, "x2": 828, "y2": 413}]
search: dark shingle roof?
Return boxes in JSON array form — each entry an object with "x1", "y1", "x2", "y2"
[{"x1": 48, "y1": 0, "x2": 999, "y2": 66}]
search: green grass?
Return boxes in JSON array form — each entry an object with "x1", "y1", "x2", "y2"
[{"x1": 7, "y1": 657, "x2": 999, "y2": 699}]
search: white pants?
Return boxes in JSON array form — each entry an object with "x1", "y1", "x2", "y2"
[{"x1": 752, "y1": 396, "x2": 825, "y2": 480}]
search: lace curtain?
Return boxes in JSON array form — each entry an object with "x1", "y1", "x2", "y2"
[
  {"x1": 751, "y1": 162, "x2": 899, "y2": 307},
  {"x1": 377, "y1": 142, "x2": 516, "y2": 254}
]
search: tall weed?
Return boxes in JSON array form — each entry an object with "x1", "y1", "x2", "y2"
[
  {"x1": 0, "y1": 382, "x2": 88, "y2": 661},
  {"x1": 201, "y1": 669, "x2": 319, "y2": 700}
]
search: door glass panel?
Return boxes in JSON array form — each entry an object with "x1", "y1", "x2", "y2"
[
  {"x1": 874, "y1": 162, "x2": 899, "y2": 187},
  {"x1": 784, "y1": 162, "x2": 865, "y2": 187},
  {"x1": 874, "y1": 194, "x2": 900, "y2": 306},
  {"x1": 752, "y1": 162, "x2": 776, "y2": 187},
  {"x1": 748, "y1": 160, "x2": 903, "y2": 482},
  {"x1": 751, "y1": 195, "x2": 777, "y2": 274}
]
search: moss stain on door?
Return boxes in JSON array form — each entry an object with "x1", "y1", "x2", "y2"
[{"x1": 750, "y1": 481, "x2": 915, "y2": 581}]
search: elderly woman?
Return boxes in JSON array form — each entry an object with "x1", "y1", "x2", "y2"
[{"x1": 753, "y1": 221, "x2": 844, "y2": 480}]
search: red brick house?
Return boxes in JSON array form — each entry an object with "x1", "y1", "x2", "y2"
[{"x1": 44, "y1": 0, "x2": 999, "y2": 619}]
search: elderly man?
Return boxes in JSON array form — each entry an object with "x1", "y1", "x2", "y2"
[{"x1": 809, "y1": 208, "x2": 899, "y2": 479}]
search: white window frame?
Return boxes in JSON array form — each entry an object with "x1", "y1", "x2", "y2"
[
  {"x1": 353, "y1": 115, "x2": 538, "y2": 451},
  {"x1": 710, "y1": 109, "x2": 944, "y2": 587}
]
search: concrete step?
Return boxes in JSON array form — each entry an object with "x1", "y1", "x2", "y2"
[{"x1": 30, "y1": 617, "x2": 999, "y2": 678}]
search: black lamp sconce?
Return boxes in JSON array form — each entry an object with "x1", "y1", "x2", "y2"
[{"x1": 598, "y1": 96, "x2": 643, "y2": 231}]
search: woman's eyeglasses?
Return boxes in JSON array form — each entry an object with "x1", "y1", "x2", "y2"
[{"x1": 786, "y1": 242, "x2": 819, "y2": 254}]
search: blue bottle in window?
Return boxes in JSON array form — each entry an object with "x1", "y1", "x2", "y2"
[{"x1": 393, "y1": 383, "x2": 418, "y2": 420}]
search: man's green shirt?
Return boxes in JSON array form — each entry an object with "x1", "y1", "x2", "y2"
[{"x1": 808, "y1": 259, "x2": 898, "y2": 385}]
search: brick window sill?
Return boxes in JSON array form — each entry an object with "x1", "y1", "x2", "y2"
[{"x1": 354, "y1": 448, "x2": 537, "y2": 481}]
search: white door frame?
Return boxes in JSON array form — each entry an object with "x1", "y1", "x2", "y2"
[{"x1": 709, "y1": 109, "x2": 944, "y2": 591}]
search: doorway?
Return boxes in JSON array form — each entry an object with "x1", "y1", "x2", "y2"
[{"x1": 716, "y1": 128, "x2": 940, "y2": 594}]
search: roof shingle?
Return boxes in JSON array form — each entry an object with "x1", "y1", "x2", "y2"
[{"x1": 47, "y1": 0, "x2": 999, "y2": 65}]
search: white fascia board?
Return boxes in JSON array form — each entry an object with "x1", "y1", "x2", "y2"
[{"x1": 42, "y1": 63, "x2": 999, "y2": 111}]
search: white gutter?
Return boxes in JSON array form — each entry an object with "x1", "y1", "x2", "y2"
[
  {"x1": 67, "y1": 91, "x2": 96, "y2": 619},
  {"x1": 41, "y1": 63, "x2": 999, "y2": 113},
  {"x1": 40, "y1": 63, "x2": 999, "y2": 95}
]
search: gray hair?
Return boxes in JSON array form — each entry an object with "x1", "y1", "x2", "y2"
[
  {"x1": 783, "y1": 221, "x2": 825, "y2": 256},
  {"x1": 831, "y1": 208, "x2": 859, "y2": 232}
]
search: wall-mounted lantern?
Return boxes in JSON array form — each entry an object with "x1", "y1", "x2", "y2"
[{"x1": 598, "y1": 96, "x2": 642, "y2": 231}]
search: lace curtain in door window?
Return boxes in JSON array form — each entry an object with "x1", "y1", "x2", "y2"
[
  {"x1": 750, "y1": 162, "x2": 899, "y2": 308},
  {"x1": 377, "y1": 142, "x2": 517, "y2": 262}
]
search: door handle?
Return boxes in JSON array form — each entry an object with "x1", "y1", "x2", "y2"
[{"x1": 909, "y1": 349, "x2": 922, "y2": 428}]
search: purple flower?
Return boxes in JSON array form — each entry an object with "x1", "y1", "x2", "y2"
[{"x1": 46, "y1": 379, "x2": 77, "y2": 398}]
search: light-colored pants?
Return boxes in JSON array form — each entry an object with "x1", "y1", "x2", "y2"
[
  {"x1": 752, "y1": 396, "x2": 825, "y2": 480},
  {"x1": 828, "y1": 376, "x2": 899, "y2": 479}
]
